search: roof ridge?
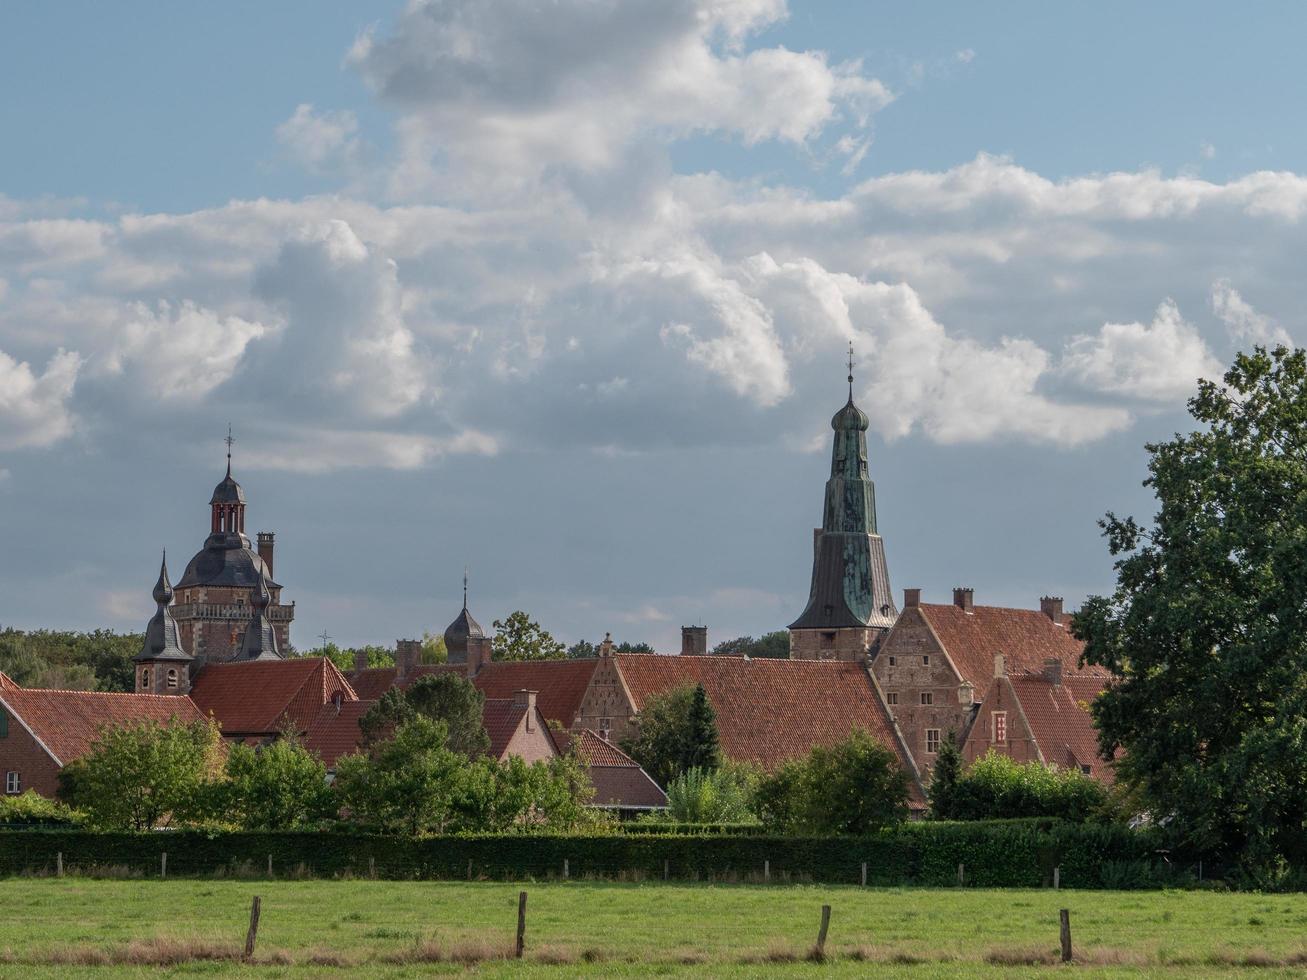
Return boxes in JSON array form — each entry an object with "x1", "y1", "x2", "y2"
[{"x1": 10, "y1": 687, "x2": 195, "y2": 699}]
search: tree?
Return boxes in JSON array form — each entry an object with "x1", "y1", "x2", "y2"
[
  {"x1": 358, "y1": 673, "x2": 490, "y2": 757},
  {"x1": 335, "y1": 718, "x2": 466, "y2": 834},
  {"x1": 58, "y1": 718, "x2": 222, "y2": 830},
  {"x1": 492, "y1": 611, "x2": 566, "y2": 661},
  {"x1": 938, "y1": 752, "x2": 1106, "y2": 822},
  {"x1": 221, "y1": 736, "x2": 335, "y2": 830},
  {"x1": 1077, "y1": 346, "x2": 1307, "y2": 878},
  {"x1": 927, "y1": 732, "x2": 964, "y2": 819},
  {"x1": 567, "y1": 638, "x2": 653, "y2": 658},
  {"x1": 756, "y1": 730, "x2": 910, "y2": 835},
  {"x1": 0, "y1": 627, "x2": 142, "y2": 692},
  {"x1": 621, "y1": 683, "x2": 721, "y2": 787},
  {"x1": 710, "y1": 632, "x2": 790, "y2": 658},
  {"x1": 656, "y1": 762, "x2": 760, "y2": 823}
]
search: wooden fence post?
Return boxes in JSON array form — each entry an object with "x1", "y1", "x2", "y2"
[
  {"x1": 467, "y1": 858, "x2": 473, "y2": 881},
  {"x1": 161, "y1": 852, "x2": 167, "y2": 879},
  {"x1": 1053, "y1": 866, "x2": 1060, "y2": 890},
  {"x1": 244, "y1": 896, "x2": 261, "y2": 959},
  {"x1": 663, "y1": 859, "x2": 669, "y2": 881},
  {"x1": 56, "y1": 852, "x2": 63, "y2": 878},
  {"x1": 368, "y1": 856, "x2": 376, "y2": 879},
  {"x1": 957, "y1": 863, "x2": 964, "y2": 886},
  {"x1": 267, "y1": 854, "x2": 273, "y2": 878},
  {"x1": 563, "y1": 858, "x2": 569, "y2": 880},
  {"x1": 515, "y1": 891, "x2": 527, "y2": 959},
  {"x1": 1059, "y1": 908, "x2": 1072, "y2": 963},
  {"x1": 860, "y1": 862, "x2": 867, "y2": 887},
  {"x1": 815, "y1": 905, "x2": 831, "y2": 960},
  {"x1": 764, "y1": 859, "x2": 770, "y2": 882}
]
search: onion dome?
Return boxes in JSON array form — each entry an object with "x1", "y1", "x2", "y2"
[
  {"x1": 831, "y1": 396, "x2": 869, "y2": 432},
  {"x1": 134, "y1": 553, "x2": 192, "y2": 663}
]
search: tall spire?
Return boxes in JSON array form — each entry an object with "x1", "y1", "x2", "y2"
[
  {"x1": 134, "y1": 551, "x2": 191, "y2": 665},
  {"x1": 847, "y1": 340, "x2": 855, "y2": 401},
  {"x1": 225, "y1": 424, "x2": 234, "y2": 477},
  {"x1": 463, "y1": 566, "x2": 469, "y2": 609}
]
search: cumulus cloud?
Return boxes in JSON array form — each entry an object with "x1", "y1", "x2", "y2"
[
  {"x1": 1211, "y1": 280, "x2": 1292, "y2": 348},
  {"x1": 276, "y1": 103, "x2": 364, "y2": 175},
  {"x1": 0, "y1": 347, "x2": 81, "y2": 450},
  {"x1": 1061, "y1": 300, "x2": 1223, "y2": 401}
]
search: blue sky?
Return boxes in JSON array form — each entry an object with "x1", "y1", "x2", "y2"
[{"x1": 1, "y1": 1, "x2": 1303, "y2": 650}]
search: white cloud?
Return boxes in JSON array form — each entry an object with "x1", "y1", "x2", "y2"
[
  {"x1": 0, "y1": 347, "x2": 81, "y2": 450},
  {"x1": 1061, "y1": 300, "x2": 1223, "y2": 401},
  {"x1": 239, "y1": 426, "x2": 498, "y2": 474},
  {"x1": 276, "y1": 104, "x2": 363, "y2": 175},
  {"x1": 1211, "y1": 280, "x2": 1292, "y2": 348}
]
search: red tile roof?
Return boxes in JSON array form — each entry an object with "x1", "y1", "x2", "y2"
[
  {"x1": 611, "y1": 654, "x2": 922, "y2": 797},
  {"x1": 1009, "y1": 673, "x2": 1115, "y2": 782},
  {"x1": 0, "y1": 688, "x2": 208, "y2": 766},
  {"x1": 0, "y1": 671, "x2": 17, "y2": 691},
  {"x1": 553, "y1": 729, "x2": 668, "y2": 809},
  {"x1": 918, "y1": 603, "x2": 1108, "y2": 702},
  {"x1": 345, "y1": 664, "x2": 465, "y2": 701},
  {"x1": 473, "y1": 659, "x2": 599, "y2": 727},
  {"x1": 302, "y1": 700, "x2": 376, "y2": 768},
  {"x1": 189, "y1": 657, "x2": 356, "y2": 736},
  {"x1": 482, "y1": 699, "x2": 530, "y2": 759}
]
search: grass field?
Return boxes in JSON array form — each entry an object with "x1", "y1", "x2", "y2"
[{"x1": 2, "y1": 879, "x2": 1307, "y2": 977}]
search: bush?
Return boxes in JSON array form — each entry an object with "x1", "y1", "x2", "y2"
[
  {"x1": 0, "y1": 791, "x2": 80, "y2": 827},
  {"x1": 651, "y1": 763, "x2": 760, "y2": 824},
  {"x1": 938, "y1": 752, "x2": 1109, "y2": 822}
]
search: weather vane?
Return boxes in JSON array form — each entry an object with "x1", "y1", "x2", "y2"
[
  {"x1": 847, "y1": 341, "x2": 855, "y2": 398},
  {"x1": 463, "y1": 566, "x2": 469, "y2": 608},
  {"x1": 224, "y1": 423, "x2": 235, "y2": 473}
]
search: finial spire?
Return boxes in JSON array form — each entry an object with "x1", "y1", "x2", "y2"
[
  {"x1": 463, "y1": 566, "x2": 469, "y2": 610},
  {"x1": 224, "y1": 424, "x2": 234, "y2": 477},
  {"x1": 847, "y1": 341, "x2": 855, "y2": 401}
]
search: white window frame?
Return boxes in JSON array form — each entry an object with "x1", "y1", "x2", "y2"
[
  {"x1": 993, "y1": 711, "x2": 1008, "y2": 743},
  {"x1": 920, "y1": 691, "x2": 933, "y2": 706},
  {"x1": 5, "y1": 771, "x2": 19, "y2": 794},
  {"x1": 925, "y1": 729, "x2": 940, "y2": 754}
]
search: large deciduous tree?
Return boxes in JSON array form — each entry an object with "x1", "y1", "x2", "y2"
[
  {"x1": 221, "y1": 736, "x2": 336, "y2": 830},
  {"x1": 1077, "y1": 347, "x2": 1307, "y2": 880},
  {"x1": 492, "y1": 611, "x2": 566, "y2": 661},
  {"x1": 621, "y1": 683, "x2": 721, "y2": 787},
  {"x1": 359, "y1": 672, "x2": 490, "y2": 758}
]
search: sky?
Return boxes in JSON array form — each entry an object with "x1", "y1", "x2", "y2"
[{"x1": 1, "y1": 1, "x2": 1305, "y2": 652}]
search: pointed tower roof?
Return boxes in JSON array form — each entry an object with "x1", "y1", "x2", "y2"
[
  {"x1": 134, "y1": 553, "x2": 192, "y2": 663},
  {"x1": 210, "y1": 427, "x2": 246, "y2": 504},
  {"x1": 237, "y1": 565, "x2": 282, "y2": 661},
  {"x1": 444, "y1": 570, "x2": 486, "y2": 665}
]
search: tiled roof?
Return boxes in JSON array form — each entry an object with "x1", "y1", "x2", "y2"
[
  {"x1": 611, "y1": 654, "x2": 921, "y2": 793},
  {"x1": 553, "y1": 729, "x2": 668, "y2": 809},
  {"x1": 302, "y1": 700, "x2": 376, "y2": 768},
  {"x1": 0, "y1": 687, "x2": 207, "y2": 766},
  {"x1": 0, "y1": 671, "x2": 17, "y2": 691},
  {"x1": 345, "y1": 664, "x2": 464, "y2": 701},
  {"x1": 473, "y1": 659, "x2": 599, "y2": 727},
  {"x1": 482, "y1": 699, "x2": 529, "y2": 759},
  {"x1": 918, "y1": 603, "x2": 1107, "y2": 702},
  {"x1": 1009, "y1": 673, "x2": 1115, "y2": 782},
  {"x1": 190, "y1": 657, "x2": 356, "y2": 736}
]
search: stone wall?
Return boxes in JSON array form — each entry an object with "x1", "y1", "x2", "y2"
[{"x1": 789, "y1": 626, "x2": 880, "y2": 662}]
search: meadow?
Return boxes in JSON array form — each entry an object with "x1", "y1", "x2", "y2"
[{"x1": 2, "y1": 879, "x2": 1307, "y2": 977}]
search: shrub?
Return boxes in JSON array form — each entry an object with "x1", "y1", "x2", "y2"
[
  {"x1": 0, "y1": 791, "x2": 80, "y2": 826},
  {"x1": 655, "y1": 763, "x2": 760, "y2": 824},
  {"x1": 940, "y1": 752, "x2": 1108, "y2": 822}
]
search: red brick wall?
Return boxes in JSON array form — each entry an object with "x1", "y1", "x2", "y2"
[
  {"x1": 575, "y1": 657, "x2": 635, "y2": 742},
  {"x1": 501, "y1": 712, "x2": 558, "y2": 764},
  {"x1": 962, "y1": 675, "x2": 1040, "y2": 766},
  {"x1": 0, "y1": 707, "x2": 63, "y2": 799}
]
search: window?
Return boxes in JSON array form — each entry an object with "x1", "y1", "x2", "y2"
[
  {"x1": 925, "y1": 730, "x2": 941, "y2": 754},
  {"x1": 886, "y1": 692, "x2": 898, "y2": 706},
  {"x1": 140, "y1": 668, "x2": 150, "y2": 689},
  {"x1": 166, "y1": 668, "x2": 178, "y2": 689},
  {"x1": 922, "y1": 655, "x2": 930, "y2": 666},
  {"x1": 920, "y1": 691, "x2": 933, "y2": 706},
  {"x1": 5, "y1": 771, "x2": 18, "y2": 795},
  {"x1": 1080, "y1": 765, "x2": 1092, "y2": 775},
  {"x1": 993, "y1": 711, "x2": 1008, "y2": 743},
  {"x1": 820, "y1": 632, "x2": 835, "y2": 650},
  {"x1": 888, "y1": 656, "x2": 896, "y2": 666}
]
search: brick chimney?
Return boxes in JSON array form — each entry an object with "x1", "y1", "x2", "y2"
[
  {"x1": 953, "y1": 587, "x2": 974, "y2": 612},
  {"x1": 395, "y1": 639, "x2": 422, "y2": 680},
  {"x1": 599, "y1": 632, "x2": 613, "y2": 658},
  {"x1": 1043, "y1": 657, "x2": 1063, "y2": 686},
  {"x1": 514, "y1": 689, "x2": 537, "y2": 731},
  {"x1": 681, "y1": 625, "x2": 707, "y2": 656},
  {"x1": 353, "y1": 649, "x2": 368, "y2": 672},
  {"x1": 256, "y1": 532, "x2": 275, "y2": 579},
  {"x1": 903, "y1": 588, "x2": 921, "y2": 608},
  {"x1": 993, "y1": 652, "x2": 1005, "y2": 678},
  {"x1": 1040, "y1": 595, "x2": 1064, "y2": 624},
  {"x1": 466, "y1": 634, "x2": 491, "y2": 678}
]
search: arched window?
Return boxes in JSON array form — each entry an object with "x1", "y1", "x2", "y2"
[
  {"x1": 141, "y1": 668, "x2": 151, "y2": 688},
  {"x1": 166, "y1": 668, "x2": 179, "y2": 689}
]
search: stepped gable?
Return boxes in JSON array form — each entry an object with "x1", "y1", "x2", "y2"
[
  {"x1": 1008, "y1": 673, "x2": 1114, "y2": 782},
  {"x1": 917, "y1": 602, "x2": 1105, "y2": 702},
  {"x1": 554, "y1": 729, "x2": 668, "y2": 809},
  {"x1": 0, "y1": 688, "x2": 207, "y2": 767},
  {"x1": 473, "y1": 659, "x2": 600, "y2": 728},
  {"x1": 612, "y1": 653, "x2": 920, "y2": 783},
  {"x1": 302, "y1": 699, "x2": 376, "y2": 768},
  {"x1": 189, "y1": 657, "x2": 356, "y2": 737}
]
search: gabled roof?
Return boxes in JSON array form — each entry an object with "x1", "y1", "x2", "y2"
[
  {"x1": 481, "y1": 698, "x2": 557, "y2": 760},
  {"x1": 345, "y1": 664, "x2": 464, "y2": 701},
  {"x1": 302, "y1": 700, "x2": 376, "y2": 768},
  {"x1": 473, "y1": 659, "x2": 600, "y2": 727},
  {"x1": 190, "y1": 657, "x2": 356, "y2": 736},
  {"x1": 0, "y1": 688, "x2": 207, "y2": 767},
  {"x1": 554, "y1": 728, "x2": 668, "y2": 809},
  {"x1": 610, "y1": 654, "x2": 920, "y2": 785},
  {"x1": 917, "y1": 603, "x2": 1107, "y2": 702},
  {"x1": 1008, "y1": 673, "x2": 1114, "y2": 782}
]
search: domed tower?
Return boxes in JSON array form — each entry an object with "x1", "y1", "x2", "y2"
[
  {"x1": 133, "y1": 553, "x2": 194, "y2": 694},
  {"x1": 444, "y1": 571, "x2": 492, "y2": 674},
  {"x1": 789, "y1": 345, "x2": 897, "y2": 661},
  {"x1": 236, "y1": 565, "x2": 282, "y2": 661},
  {"x1": 171, "y1": 433, "x2": 295, "y2": 662}
]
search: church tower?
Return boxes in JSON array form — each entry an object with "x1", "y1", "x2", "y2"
[
  {"x1": 444, "y1": 571, "x2": 492, "y2": 675},
  {"x1": 789, "y1": 346, "x2": 897, "y2": 661},
  {"x1": 133, "y1": 553, "x2": 194, "y2": 694}
]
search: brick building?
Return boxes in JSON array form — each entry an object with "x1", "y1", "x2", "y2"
[{"x1": 789, "y1": 351, "x2": 897, "y2": 660}]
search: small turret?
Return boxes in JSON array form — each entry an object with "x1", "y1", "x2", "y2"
[
  {"x1": 133, "y1": 552, "x2": 193, "y2": 694},
  {"x1": 444, "y1": 570, "x2": 491, "y2": 675},
  {"x1": 237, "y1": 565, "x2": 282, "y2": 661}
]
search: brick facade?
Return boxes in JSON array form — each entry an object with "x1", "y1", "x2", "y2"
[
  {"x1": 789, "y1": 625, "x2": 883, "y2": 662},
  {"x1": 0, "y1": 705, "x2": 62, "y2": 799},
  {"x1": 173, "y1": 583, "x2": 293, "y2": 662}
]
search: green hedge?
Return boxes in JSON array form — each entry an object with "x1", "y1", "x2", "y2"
[{"x1": 0, "y1": 822, "x2": 1182, "y2": 888}]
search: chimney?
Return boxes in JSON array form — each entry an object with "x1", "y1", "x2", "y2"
[
  {"x1": 515, "y1": 690, "x2": 537, "y2": 731},
  {"x1": 466, "y1": 635, "x2": 491, "y2": 678},
  {"x1": 1040, "y1": 595, "x2": 1064, "y2": 624},
  {"x1": 599, "y1": 632, "x2": 613, "y2": 658},
  {"x1": 993, "y1": 652, "x2": 1005, "y2": 678},
  {"x1": 681, "y1": 625, "x2": 707, "y2": 657},
  {"x1": 953, "y1": 587, "x2": 974, "y2": 612},
  {"x1": 395, "y1": 639, "x2": 421, "y2": 680},
  {"x1": 353, "y1": 649, "x2": 369, "y2": 672},
  {"x1": 958, "y1": 680, "x2": 974, "y2": 706},
  {"x1": 256, "y1": 532, "x2": 275, "y2": 579},
  {"x1": 1043, "y1": 657, "x2": 1063, "y2": 686},
  {"x1": 903, "y1": 588, "x2": 921, "y2": 609}
]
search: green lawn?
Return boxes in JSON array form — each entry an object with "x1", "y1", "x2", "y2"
[{"x1": 2, "y1": 879, "x2": 1306, "y2": 977}]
